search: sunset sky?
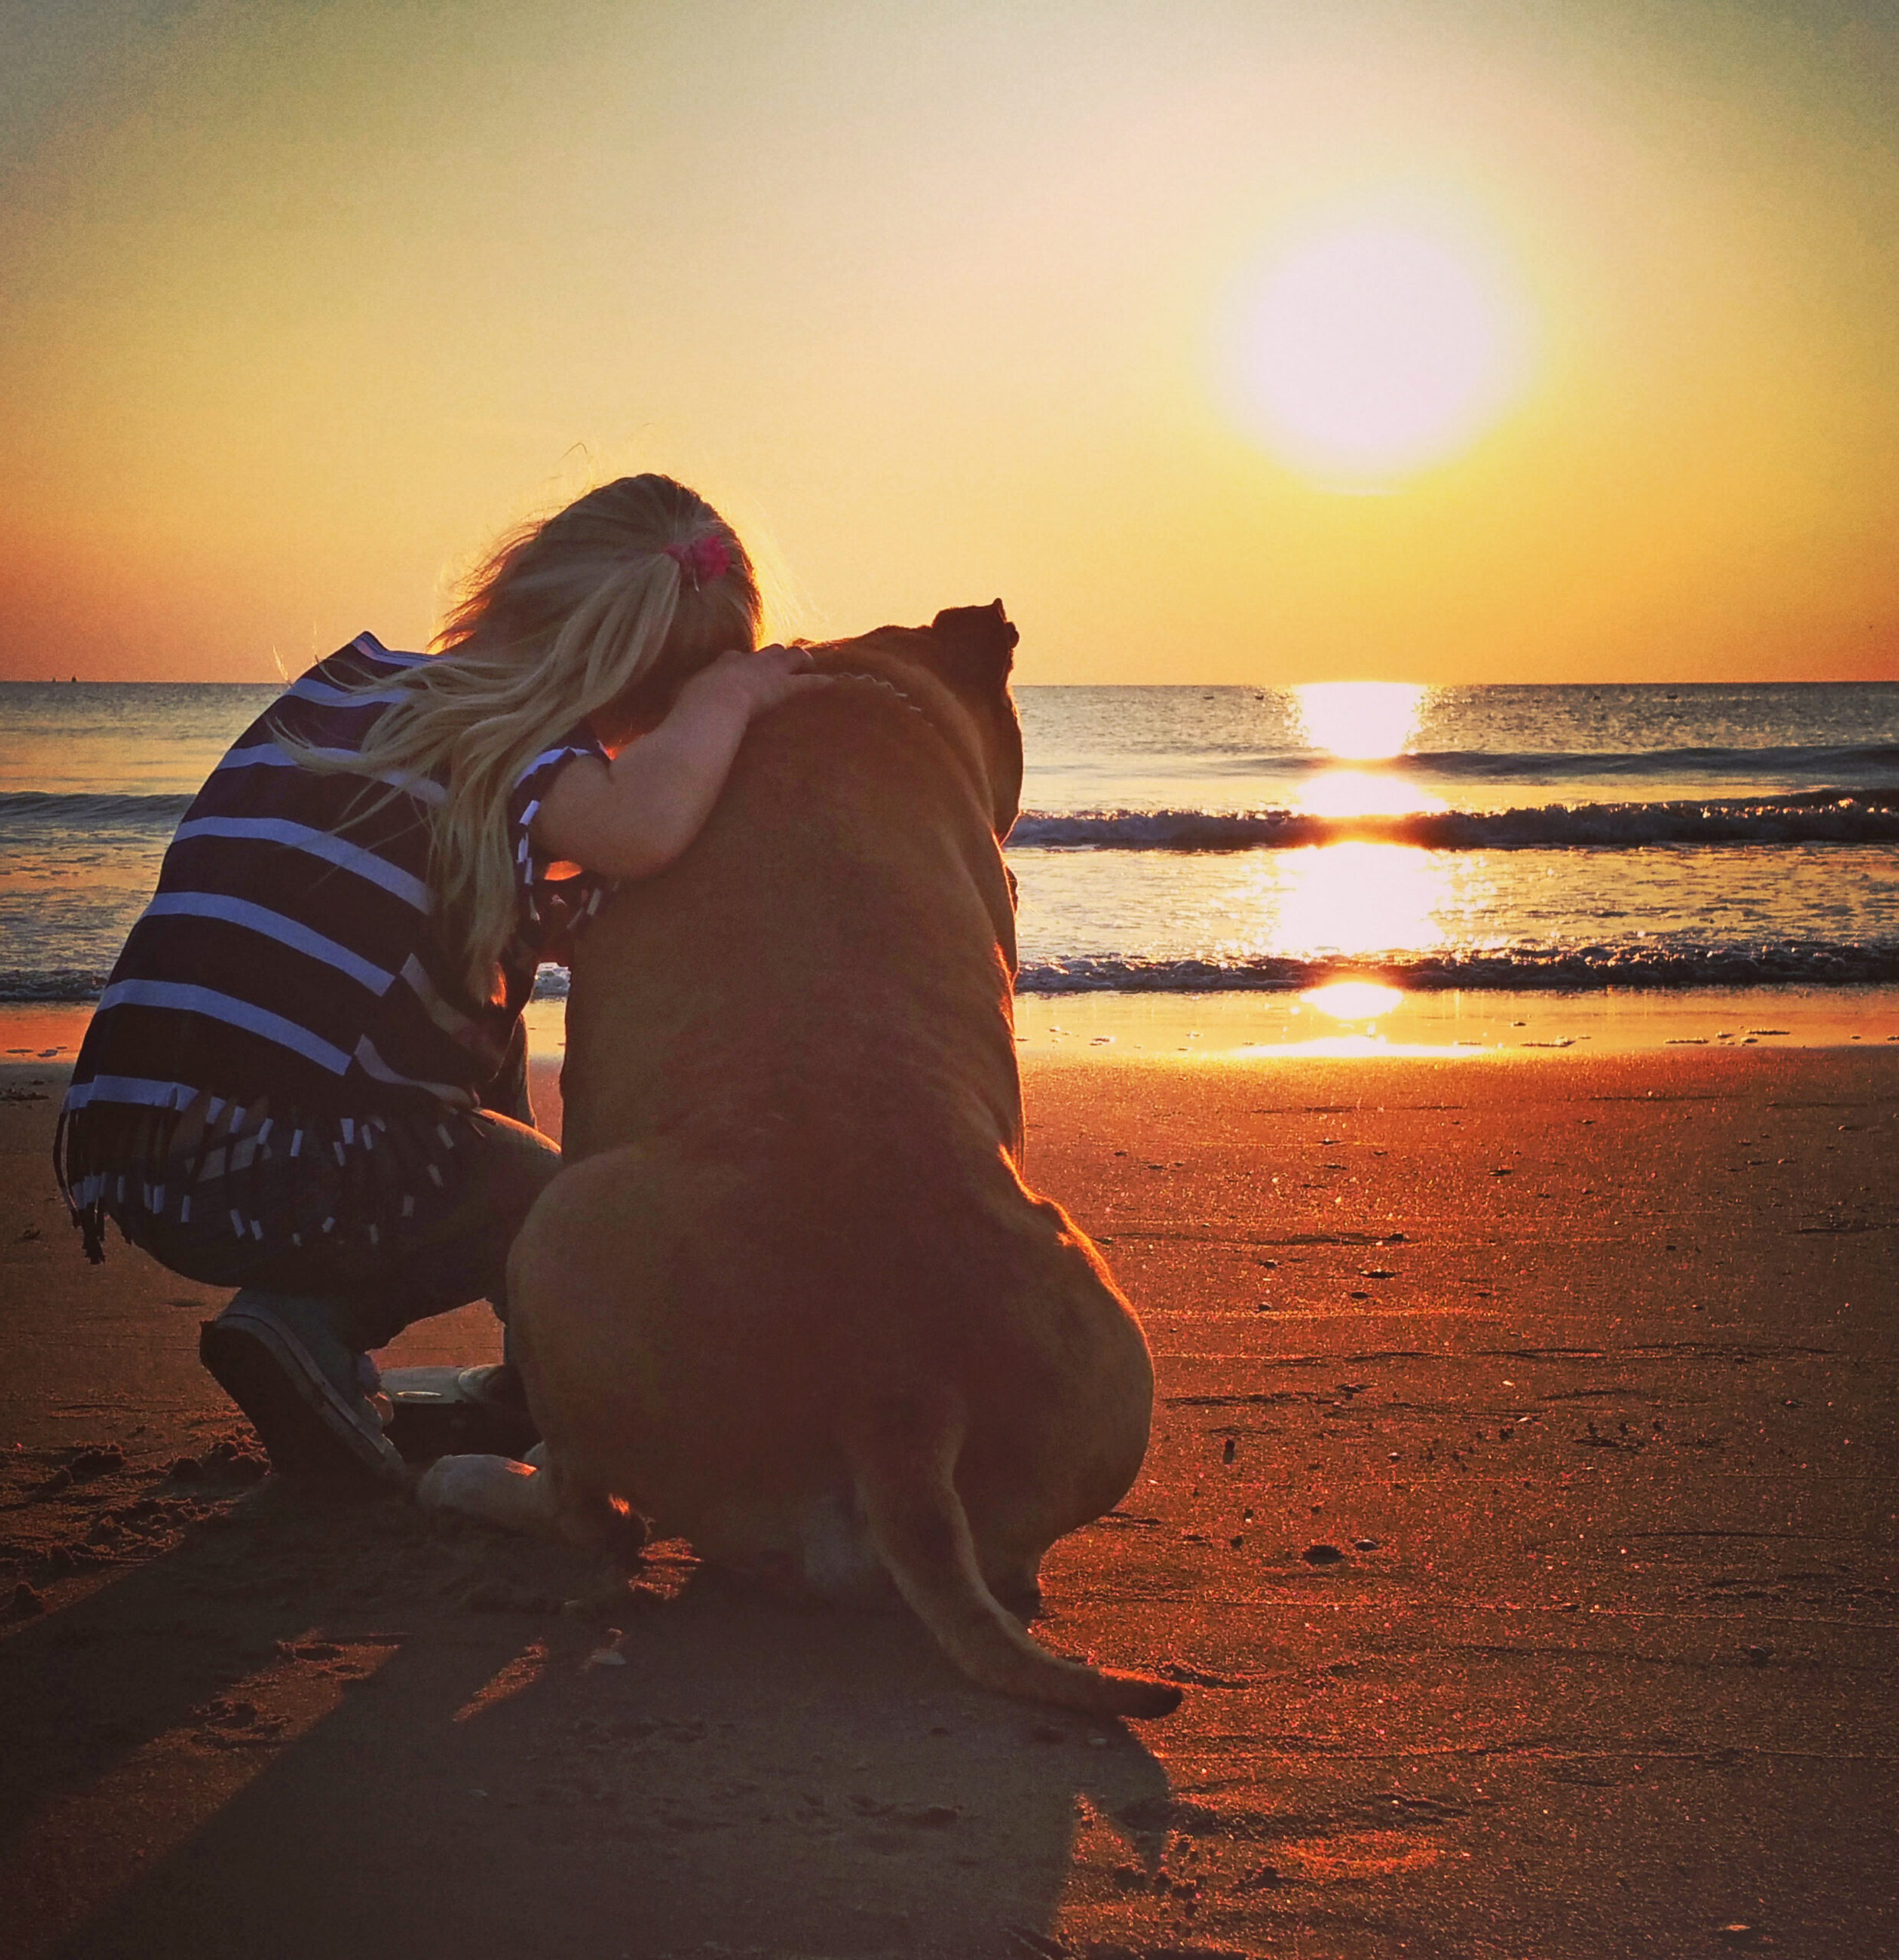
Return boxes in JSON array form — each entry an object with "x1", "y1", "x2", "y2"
[{"x1": 5, "y1": 0, "x2": 1897, "y2": 684}]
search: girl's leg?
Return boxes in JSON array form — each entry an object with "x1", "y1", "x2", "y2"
[
  {"x1": 324, "y1": 1104, "x2": 564, "y2": 1348},
  {"x1": 222, "y1": 1112, "x2": 563, "y2": 1479},
  {"x1": 123, "y1": 1090, "x2": 564, "y2": 1483}
]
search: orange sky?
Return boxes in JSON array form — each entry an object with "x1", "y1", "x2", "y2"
[{"x1": 3, "y1": 1, "x2": 1897, "y2": 684}]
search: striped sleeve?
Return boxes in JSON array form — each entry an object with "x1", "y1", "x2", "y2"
[{"x1": 508, "y1": 725, "x2": 611, "y2": 936}]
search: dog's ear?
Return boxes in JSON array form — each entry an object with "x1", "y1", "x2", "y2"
[{"x1": 927, "y1": 599, "x2": 1018, "y2": 698}]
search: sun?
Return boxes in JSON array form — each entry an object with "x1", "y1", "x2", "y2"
[{"x1": 1219, "y1": 217, "x2": 1531, "y2": 487}]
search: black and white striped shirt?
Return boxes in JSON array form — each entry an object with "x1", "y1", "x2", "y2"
[{"x1": 63, "y1": 634, "x2": 606, "y2": 1142}]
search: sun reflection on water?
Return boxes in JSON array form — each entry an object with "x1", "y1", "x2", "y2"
[
  {"x1": 1297, "y1": 768, "x2": 1444, "y2": 818},
  {"x1": 1272, "y1": 841, "x2": 1453, "y2": 958},
  {"x1": 1293, "y1": 681, "x2": 1425, "y2": 760}
]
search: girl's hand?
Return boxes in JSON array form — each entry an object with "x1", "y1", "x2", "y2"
[
  {"x1": 533, "y1": 645, "x2": 831, "y2": 880},
  {"x1": 678, "y1": 644, "x2": 831, "y2": 721}
]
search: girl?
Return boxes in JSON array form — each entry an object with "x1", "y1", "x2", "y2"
[{"x1": 56, "y1": 474, "x2": 822, "y2": 1484}]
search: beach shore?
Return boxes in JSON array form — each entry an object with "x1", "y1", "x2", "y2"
[
  {"x1": 1, "y1": 1022, "x2": 1894, "y2": 1958},
  {"x1": 8, "y1": 980, "x2": 1899, "y2": 1075}
]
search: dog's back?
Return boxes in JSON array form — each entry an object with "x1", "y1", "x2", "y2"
[
  {"x1": 508, "y1": 614, "x2": 1180, "y2": 1717},
  {"x1": 558, "y1": 649, "x2": 1022, "y2": 1171}
]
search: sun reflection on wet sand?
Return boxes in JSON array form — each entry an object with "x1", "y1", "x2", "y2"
[
  {"x1": 1304, "y1": 979, "x2": 1405, "y2": 1020},
  {"x1": 1009, "y1": 988, "x2": 1899, "y2": 1057},
  {"x1": 1272, "y1": 978, "x2": 1422, "y2": 1055}
]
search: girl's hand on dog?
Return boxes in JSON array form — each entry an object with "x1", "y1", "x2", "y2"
[
  {"x1": 534, "y1": 645, "x2": 832, "y2": 880},
  {"x1": 680, "y1": 644, "x2": 832, "y2": 722}
]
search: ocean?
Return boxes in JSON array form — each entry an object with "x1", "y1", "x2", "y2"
[{"x1": 2, "y1": 678, "x2": 1895, "y2": 1001}]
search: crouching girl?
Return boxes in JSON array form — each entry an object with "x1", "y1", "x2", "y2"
[{"x1": 57, "y1": 474, "x2": 822, "y2": 1483}]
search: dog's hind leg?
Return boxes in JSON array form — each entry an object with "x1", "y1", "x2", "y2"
[
  {"x1": 991, "y1": 1555, "x2": 1046, "y2": 1619},
  {"x1": 848, "y1": 1393, "x2": 1181, "y2": 1719},
  {"x1": 797, "y1": 1491, "x2": 897, "y2": 1607},
  {"x1": 547, "y1": 1452, "x2": 649, "y2": 1570}
]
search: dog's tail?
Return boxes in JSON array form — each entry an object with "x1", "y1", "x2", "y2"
[{"x1": 845, "y1": 1393, "x2": 1182, "y2": 1721}]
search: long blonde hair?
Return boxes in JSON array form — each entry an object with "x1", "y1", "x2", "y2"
[{"x1": 288, "y1": 474, "x2": 760, "y2": 1002}]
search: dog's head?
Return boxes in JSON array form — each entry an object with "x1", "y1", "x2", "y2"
[
  {"x1": 810, "y1": 600, "x2": 1023, "y2": 839},
  {"x1": 917, "y1": 600, "x2": 1024, "y2": 839}
]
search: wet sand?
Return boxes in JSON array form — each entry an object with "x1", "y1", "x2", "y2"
[{"x1": 2, "y1": 1024, "x2": 1895, "y2": 1959}]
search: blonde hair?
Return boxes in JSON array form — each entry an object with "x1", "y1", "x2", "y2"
[{"x1": 288, "y1": 474, "x2": 760, "y2": 1002}]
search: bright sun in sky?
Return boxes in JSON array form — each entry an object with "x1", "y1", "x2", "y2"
[{"x1": 1222, "y1": 220, "x2": 1531, "y2": 488}]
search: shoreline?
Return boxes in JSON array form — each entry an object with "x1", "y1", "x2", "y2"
[
  {"x1": 5, "y1": 982, "x2": 1897, "y2": 1074},
  {"x1": 1004, "y1": 981, "x2": 1899, "y2": 1057}
]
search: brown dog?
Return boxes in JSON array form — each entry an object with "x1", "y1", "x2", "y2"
[{"x1": 425, "y1": 604, "x2": 1179, "y2": 1720}]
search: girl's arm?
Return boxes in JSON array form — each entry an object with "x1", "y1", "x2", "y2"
[{"x1": 530, "y1": 645, "x2": 827, "y2": 880}]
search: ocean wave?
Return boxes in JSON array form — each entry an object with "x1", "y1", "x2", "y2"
[
  {"x1": 1017, "y1": 946, "x2": 1899, "y2": 991},
  {"x1": 1080, "y1": 740, "x2": 1899, "y2": 782},
  {"x1": 1007, "y1": 793, "x2": 1899, "y2": 853},
  {"x1": 11, "y1": 946, "x2": 1897, "y2": 1007},
  {"x1": 1388, "y1": 742, "x2": 1899, "y2": 779},
  {"x1": 0, "y1": 968, "x2": 116, "y2": 1003},
  {"x1": 0, "y1": 791, "x2": 194, "y2": 826},
  {"x1": 0, "y1": 965, "x2": 585, "y2": 1007}
]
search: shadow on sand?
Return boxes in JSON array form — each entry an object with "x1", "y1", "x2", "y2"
[{"x1": 2, "y1": 1478, "x2": 1175, "y2": 1960}]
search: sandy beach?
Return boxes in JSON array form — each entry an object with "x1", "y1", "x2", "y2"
[
  {"x1": 2, "y1": 1003, "x2": 1895, "y2": 1959},
  {"x1": 9, "y1": 1, "x2": 1899, "y2": 1952}
]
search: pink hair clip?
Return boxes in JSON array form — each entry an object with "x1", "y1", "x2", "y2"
[{"x1": 663, "y1": 535, "x2": 731, "y2": 589}]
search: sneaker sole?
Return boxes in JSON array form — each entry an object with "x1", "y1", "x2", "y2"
[{"x1": 200, "y1": 1312, "x2": 408, "y2": 1487}]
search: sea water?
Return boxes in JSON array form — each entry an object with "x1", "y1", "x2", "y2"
[{"x1": 2, "y1": 678, "x2": 1895, "y2": 999}]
